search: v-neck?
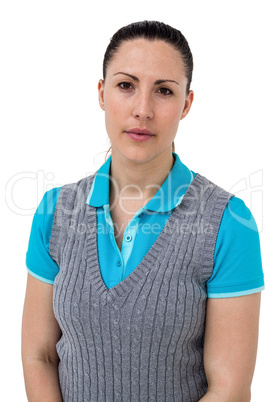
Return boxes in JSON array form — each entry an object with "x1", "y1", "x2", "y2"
[{"x1": 85, "y1": 173, "x2": 203, "y2": 306}]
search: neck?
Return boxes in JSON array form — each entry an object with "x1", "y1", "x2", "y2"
[{"x1": 109, "y1": 149, "x2": 175, "y2": 203}]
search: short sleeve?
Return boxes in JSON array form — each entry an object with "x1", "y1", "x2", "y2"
[
  {"x1": 26, "y1": 187, "x2": 62, "y2": 284},
  {"x1": 207, "y1": 196, "x2": 264, "y2": 298}
]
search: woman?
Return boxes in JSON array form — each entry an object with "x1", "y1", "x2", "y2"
[{"x1": 22, "y1": 21, "x2": 264, "y2": 401}]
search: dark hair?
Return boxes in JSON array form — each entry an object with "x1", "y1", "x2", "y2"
[
  {"x1": 103, "y1": 21, "x2": 192, "y2": 160},
  {"x1": 103, "y1": 20, "x2": 193, "y2": 94}
]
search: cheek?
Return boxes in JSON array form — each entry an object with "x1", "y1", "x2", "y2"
[
  {"x1": 105, "y1": 93, "x2": 128, "y2": 121},
  {"x1": 104, "y1": 97, "x2": 126, "y2": 135},
  {"x1": 160, "y1": 105, "x2": 182, "y2": 126}
]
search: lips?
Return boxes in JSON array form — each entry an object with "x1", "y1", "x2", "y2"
[
  {"x1": 125, "y1": 128, "x2": 155, "y2": 142},
  {"x1": 126, "y1": 128, "x2": 155, "y2": 136}
]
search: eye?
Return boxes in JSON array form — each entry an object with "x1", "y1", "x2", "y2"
[
  {"x1": 118, "y1": 82, "x2": 134, "y2": 91},
  {"x1": 157, "y1": 87, "x2": 173, "y2": 96}
]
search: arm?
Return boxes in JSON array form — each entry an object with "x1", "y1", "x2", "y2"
[
  {"x1": 21, "y1": 274, "x2": 63, "y2": 401},
  {"x1": 199, "y1": 293, "x2": 261, "y2": 402}
]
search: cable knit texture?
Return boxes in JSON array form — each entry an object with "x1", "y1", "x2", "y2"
[{"x1": 50, "y1": 173, "x2": 233, "y2": 402}]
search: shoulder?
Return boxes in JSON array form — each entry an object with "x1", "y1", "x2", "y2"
[
  {"x1": 191, "y1": 173, "x2": 234, "y2": 202},
  {"x1": 189, "y1": 173, "x2": 234, "y2": 229},
  {"x1": 193, "y1": 173, "x2": 258, "y2": 229},
  {"x1": 36, "y1": 187, "x2": 62, "y2": 215},
  {"x1": 30, "y1": 187, "x2": 62, "y2": 230},
  {"x1": 56, "y1": 174, "x2": 97, "y2": 208},
  {"x1": 222, "y1": 195, "x2": 259, "y2": 231},
  {"x1": 217, "y1": 195, "x2": 261, "y2": 251},
  {"x1": 31, "y1": 173, "x2": 96, "y2": 238}
]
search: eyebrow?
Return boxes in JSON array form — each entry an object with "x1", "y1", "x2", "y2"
[{"x1": 113, "y1": 72, "x2": 180, "y2": 86}]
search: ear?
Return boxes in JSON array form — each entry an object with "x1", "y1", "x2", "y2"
[
  {"x1": 180, "y1": 90, "x2": 194, "y2": 120},
  {"x1": 98, "y1": 79, "x2": 105, "y2": 110}
]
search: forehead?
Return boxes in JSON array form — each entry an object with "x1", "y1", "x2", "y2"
[{"x1": 107, "y1": 38, "x2": 186, "y2": 79}]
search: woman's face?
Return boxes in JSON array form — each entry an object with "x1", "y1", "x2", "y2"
[{"x1": 98, "y1": 38, "x2": 194, "y2": 164}]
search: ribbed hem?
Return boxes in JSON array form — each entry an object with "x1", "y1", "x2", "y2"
[
  {"x1": 208, "y1": 285, "x2": 265, "y2": 298},
  {"x1": 27, "y1": 267, "x2": 54, "y2": 285}
]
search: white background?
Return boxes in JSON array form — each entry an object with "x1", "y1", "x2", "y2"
[{"x1": 1, "y1": 1, "x2": 267, "y2": 400}]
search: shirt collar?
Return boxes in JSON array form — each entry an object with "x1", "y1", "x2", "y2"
[{"x1": 86, "y1": 152, "x2": 193, "y2": 212}]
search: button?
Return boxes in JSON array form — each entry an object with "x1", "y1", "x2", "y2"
[
  {"x1": 125, "y1": 234, "x2": 132, "y2": 242},
  {"x1": 116, "y1": 260, "x2": 121, "y2": 267},
  {"x1": 138, "y1": 212, "x2": 144, "y2": 218}
]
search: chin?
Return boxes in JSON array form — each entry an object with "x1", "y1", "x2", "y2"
[{"x1": 116, "y1": 147, "x2": 153, "y2": 163}]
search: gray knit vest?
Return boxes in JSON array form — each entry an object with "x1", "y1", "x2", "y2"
[{"x1": 50, "y1": 173, "x2": 233, "y2": 402}]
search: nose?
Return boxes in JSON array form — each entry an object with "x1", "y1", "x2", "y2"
[{"x1": 132, "y1": 91, "x2": 154, "y2": 120}]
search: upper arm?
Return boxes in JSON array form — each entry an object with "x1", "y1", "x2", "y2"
[
  {"x1": 203, "y1": 293, "x2": 261, "y2": 400},
  {"x1": 207, "y1": 197, "x2": 264, "y2": 298},
  {"x1": 26, "y1": 187, "x2": 61, "y2": 284},
  {"x1": 21, "y1": 274, "x2": 62, "y2": 364}
]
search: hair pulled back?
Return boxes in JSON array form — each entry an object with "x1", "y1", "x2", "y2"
[{"x1": 103, "y1": 20, "x2": 193, "y2": 94}]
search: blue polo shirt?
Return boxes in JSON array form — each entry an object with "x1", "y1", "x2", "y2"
[{"x1": 26, "y1": 153, "x2": 264, "y2": 297}]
